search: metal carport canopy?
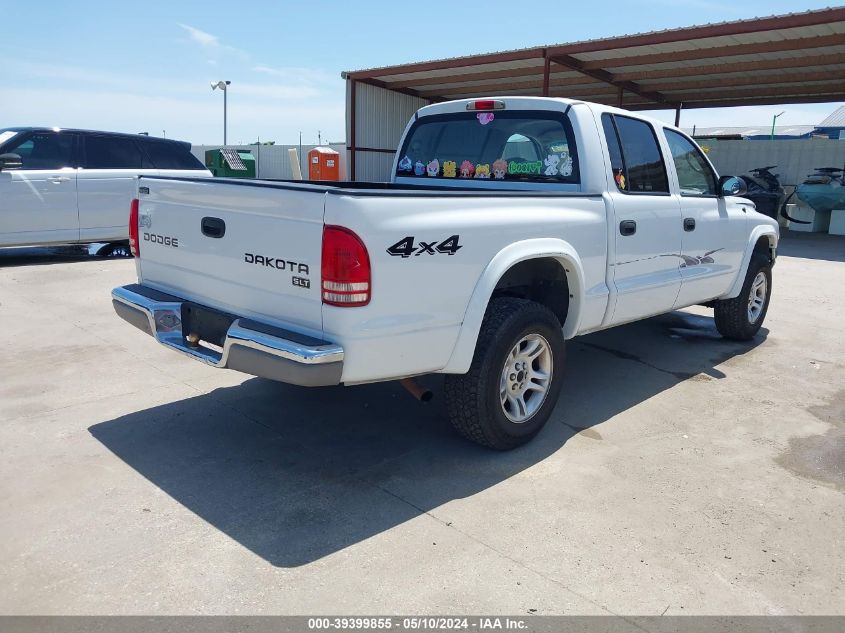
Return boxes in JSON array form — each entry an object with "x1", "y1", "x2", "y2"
[
  {"x1": 341, "y1": 7, "x2": 845, "y2": 180},
  {"x1": 343, "y1": 7, "x2": 845, "y2": 112}
]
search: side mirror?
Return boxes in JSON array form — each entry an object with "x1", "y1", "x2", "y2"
[
  {"x1": 0, "y1": 153, "x2": 22, "y2": 171},
  {"x1": 719, "y1": 175, "x2": 747, "y2": 197}
]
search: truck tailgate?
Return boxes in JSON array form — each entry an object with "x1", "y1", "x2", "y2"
[{"x1": 136, "y1": 177, "x2": 325, "y2": 334}]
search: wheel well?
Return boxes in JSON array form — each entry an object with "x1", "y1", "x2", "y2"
[
  {"x1": 491, "y1": 258, "x2": 570, "y2": 327},
  {"x1": 753, "y1": 235, "x2": 775, "y2": 264}
]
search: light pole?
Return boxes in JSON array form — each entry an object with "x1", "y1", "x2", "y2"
[
  {"x1": 770, "y1": 111, "x2": 785, "y2": 140},
  {"x1": 211, "y1": 80, "x2": 231, "y2": 145}
]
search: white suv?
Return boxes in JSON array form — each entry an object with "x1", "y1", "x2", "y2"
[{"x1": 0, "y1": 127, "x2": 211, "y2": 250}]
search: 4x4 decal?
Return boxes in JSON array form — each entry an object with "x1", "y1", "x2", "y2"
[{"x1": 387, "y1": 235, "x2": 462, "y2": 258}]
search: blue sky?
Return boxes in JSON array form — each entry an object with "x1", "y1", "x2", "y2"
[{"x1": 1, "y1": 0, "x2": 842, "y2": 144}]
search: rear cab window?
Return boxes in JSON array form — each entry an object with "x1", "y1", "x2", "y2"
[
  {"x1": 396, "y1": 110, "x2": 579, "y2": 184},
  {"x1": 601, "y1": 113, "x2": 669, "y2": 195}
]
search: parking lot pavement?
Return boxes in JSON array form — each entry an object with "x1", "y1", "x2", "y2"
[{"x1": 0, "y1": 233, "x2": 843, "y2": 616}]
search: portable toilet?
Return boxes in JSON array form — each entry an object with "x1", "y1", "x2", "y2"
[
  {"x1": 205, "y1": 148, "x2": 256, "y2": 178},
  {"x1": 308, "y1": 147, "x2": 340, "y2": 181}
]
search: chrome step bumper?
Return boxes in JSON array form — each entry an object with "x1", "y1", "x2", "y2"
[{"x1": 112, "y1": 284, "x2": 343, "y2": 387}]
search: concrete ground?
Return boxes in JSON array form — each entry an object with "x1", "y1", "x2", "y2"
[{"x1": 0, "y1": 233, "x2": 842, "y2": 616}]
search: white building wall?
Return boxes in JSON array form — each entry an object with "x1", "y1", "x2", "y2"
[
  {"x1": 191, "y1": 143, "x2": 347, "y2": 180},
  {"x1": 346, "y1": 80, "x2": 428, "y2": 181},
  {"x1": 703, "y1": 139, "x2": 845, "y2": 186}
]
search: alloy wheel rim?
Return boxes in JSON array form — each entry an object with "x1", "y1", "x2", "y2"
[
  {"x1": 747, "y1": 271, "x2": 767, "y2": 323},
  {"x1": 499, "y1": 333, "x2": 553, "y2": 424}
]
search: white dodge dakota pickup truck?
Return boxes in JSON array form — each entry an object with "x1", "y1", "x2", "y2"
[{"x1": 113, "y1": 97, "x2": 778, "y2": 449}]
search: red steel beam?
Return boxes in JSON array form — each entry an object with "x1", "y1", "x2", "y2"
[
  {"x1": 542, "y1": 52, "x2": 551, "y2": 97},
  {"x1": 348, "y1": 79, "x2": 356, "y2": 181},
  {"x1": 389, "y1": 65, "x2": 547, "y2": 89},
  {"x1": 417, "y1": 75, "x2": 603, "y2": 98},
  {"x1": 346, "y1": 49, "x2": 544, "y2": 80},
  {"x1": 554, "y1": 54, "x2": 670, "y2": 105}
]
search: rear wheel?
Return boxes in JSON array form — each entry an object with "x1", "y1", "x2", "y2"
[
  {"x1": 714, "y1": 254, "x2": 772, "y2": 340},
  {"x1": 445, "y1": 297, "x2": 565, "y2": 450},
  {"x1": 96, "y1": 241, "x2": 132, "y2": 258}
]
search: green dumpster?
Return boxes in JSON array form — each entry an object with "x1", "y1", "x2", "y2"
[{"x1": 205, "y1": 148, "x2": 256, "y2": 178}]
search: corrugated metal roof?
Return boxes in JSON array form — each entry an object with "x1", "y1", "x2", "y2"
[
  {"x1": 343, "y1": 7, "x2": 845, "y2": 111},
  {"x1": 818, "y1": 105, "x2": 845, "y2": 126}
]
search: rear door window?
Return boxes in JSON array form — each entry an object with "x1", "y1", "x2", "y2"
[
  {"x1": 396, "y1": 110, "x2": 579, "y2": 183},
  {"x1": 5, "y1": 131, "x2": 76, "y2": 170},
  {"x1": 84, "y1": 135, "x2": 149, "y2": 169},
  {"x1": 601, "y1": 113, "x2": 669, "y2": 194},
  {"x1": 142, "y1": 140, "x2": 205, "y2": 170}
]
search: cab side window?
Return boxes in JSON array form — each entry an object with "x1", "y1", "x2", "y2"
[
  {"x1": 6, "y1": 132, "x2": 75, "y2": 170},
  {"x1": 664, "y1": 129, "x2": 718, "y2": 196},
  {"x1": 84, "y1": 135, "x2": 150, "y2": 169},
  {"x1": 601, "y1": 113, "x2": 669, "y2": 194}
]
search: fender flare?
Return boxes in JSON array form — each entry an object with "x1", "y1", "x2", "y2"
[
  {"x1": 723, "y1": 226, "x2": 778, "y2": 299},
  {"x1": 441, "y1": 238, "x2": 586, "y2": 374}
]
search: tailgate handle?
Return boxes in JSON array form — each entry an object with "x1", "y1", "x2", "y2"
[{"x1": 201, "y1": 217, "x2": 226, "y2": 239}]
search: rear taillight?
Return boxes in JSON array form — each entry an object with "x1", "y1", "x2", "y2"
[
  {"x1": 321, "y1": 225, "x2": 370, "y2": 307},
  {"x1": 129, "y1": 198, "x2": 139, "y2": 257}
]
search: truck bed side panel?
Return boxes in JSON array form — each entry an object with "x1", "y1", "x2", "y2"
[{"x1": 323, "y1": 193, "x2": 608, "y2": 383}]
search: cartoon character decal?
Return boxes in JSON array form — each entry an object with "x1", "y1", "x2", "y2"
[
  {"x1": 443, "y1": 160, "x2": 457, "y2": 178},
  {"x1": 414, "y1": 161, "x2": 426, "y2": 176},
  {"x1": 426, "y1": 159, "x2": 440, "y2": 177},
  {"x1": 508, "y1": 160, "x2": 542, "y2": 175},
  {"x1": 475, "y1": 164, "x2": 491, "y2": 179},
  {"x1": 477, "y1": 112, "x2": 495, "y2": 126},
  {"x1": 459, "y1": 160, "x2": 475, "y2": 178},
  {"x1": 560, "y1": 156, "x2": 573, "y2": 177},
  {"x1": 544, "y1": 154, "x2": 561, "y2": 176},
  {"x1": 492, "y1": 159, "x2": 508, "y2": 180},
  {"x1": 614, "y1": 169, "x2": 626, "y2": 190},
  {"x1": 398, "y1": 155, "x2": 412, "y2": 172}
]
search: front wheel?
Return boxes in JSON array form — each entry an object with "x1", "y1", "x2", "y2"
[
  {"x1": 714, "y1": 254, "x2": 772, "y2": 340},
  {"x1": 445, "y1": 297, "x2": 565, "y2": 450}
]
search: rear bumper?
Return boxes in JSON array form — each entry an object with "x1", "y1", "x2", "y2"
[{"x1": 111, "y1": 284, "x2": 343, "y2": 387}]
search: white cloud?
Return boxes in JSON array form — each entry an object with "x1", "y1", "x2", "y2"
[
  {"x1": 177, "y1": 23, "x2": 247, "y2": 61},
  {"x1": 253, "y1": 64, "x2": 337, "y2": 85},
  {"x1": 3, "y1": 83, "x2": 344, "y2": 145},
  {"x1": 178, "y1": 23, "x2": 219, "y2": 48}
]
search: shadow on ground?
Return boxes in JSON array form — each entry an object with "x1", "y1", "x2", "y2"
[
  {"x1": 0, "y1": 243, "x2": 130, "y2": 267},
  {"x1": 90, "y1": 310, "x2": 766, "y2": 567},
  {"x1": 779, "y1": 231, "x2": 845, "y2": 263}
]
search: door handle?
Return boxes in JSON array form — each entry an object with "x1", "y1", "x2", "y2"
[
  {"x1": 201, "y1": 216, "x2": 226, "y2": 238},
  {"x1": 619, "y1": 220, "x2": 637, "y2": 236},
  {"x1": 48, "y1": 176, "x2": 70, "y2": 183},
  {"x1": 684, "y1": 217, "x2": 696, "y2": 232}
]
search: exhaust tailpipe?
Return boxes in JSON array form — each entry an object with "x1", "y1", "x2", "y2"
[{"x1": 399, "y1": 378, "x2": 433, "y2": 403}]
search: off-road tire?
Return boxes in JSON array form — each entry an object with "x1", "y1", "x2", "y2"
[
  {"x1": 444, "y1": 297, "x2": 565, "y2": 450},
  {"x1": 714, "y1": 254, "x2": 772, "y2": 341}
]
